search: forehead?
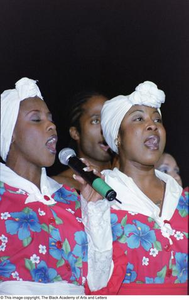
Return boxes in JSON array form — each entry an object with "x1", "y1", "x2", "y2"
[
  {"x1": 127, "y1": 105, "x2": 160, "y2": 115},
  {"x1": 19, "y1": 96, "x2": 48, "y2": 112},
  {"x1": 82, "y1": 95, "x2": 107, "y2": 116},
  {"x1": 160, "y1": 154, "x2": 177, "y2": 165}
]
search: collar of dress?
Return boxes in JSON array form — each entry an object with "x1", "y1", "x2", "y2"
[
  {"x1": 0, "y1": 163, "x2": 62, "y2": 205},
  {"x1": 103, "y1": 168, "x2": 183, "y2": 224}
]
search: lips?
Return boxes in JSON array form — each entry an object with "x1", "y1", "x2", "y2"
[
  {"x1": 46, "y1": 135, "x2": 58, "y2": 154},
  {"x1": 99, "y1": 142, "x2": 109, "y2": 152},
  {"x1": 144, "y1": 135, "x2": 160, "y2": 150}
]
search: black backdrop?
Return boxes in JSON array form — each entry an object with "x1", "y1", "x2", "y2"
[{"x1": 1, "y1": 0, "x2": 189, "y2": 187}]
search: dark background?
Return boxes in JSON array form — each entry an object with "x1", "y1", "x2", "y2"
[{"x1": 1, "y1": 0, "x2": 189, "y2": 187}]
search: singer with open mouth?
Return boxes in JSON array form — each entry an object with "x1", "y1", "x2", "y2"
[
  {"x1": 81, "y1": 81, "x2": 188, "y2": 295},
  {"x1": 0, "y1": 78, "x2": 113, "y2": 295}
]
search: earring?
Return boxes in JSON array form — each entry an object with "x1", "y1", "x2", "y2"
[
  {"x1": 10, "y1": 137, "x2": 15, "y2": 145},
  {"x1": 114, "y1": 138, "x2": 120, "y2": 147}
]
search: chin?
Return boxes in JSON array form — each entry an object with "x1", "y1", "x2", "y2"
[
  {"x1": 44, "y1": 158, "x2": 56, "y2": 167},
  {"x1": 142, "y1": 158, "x2": 157, "y2": 167}
]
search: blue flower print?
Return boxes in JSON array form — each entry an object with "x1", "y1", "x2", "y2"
[
  {"x1": 54, "y1": 187, "x2": 79, "y2": 204},
  {"x1": 5, "y1": 208, "x2": 41, "y2": 240},
  {"x1": 111, "y1": 213, "x2": 123, "y2": 241},
  {"x1": 67, "y1": 252, "x2": 80, "y2": 280},
  {"x1": 72, "y1": 231, "x2": 88, "y2": 262},
  {"x1": 50, "y1": 209, "x2": 63, "y2": 225},
  {"x1": 0, "y1": 182, "x2": 5, "y2": 201},
  {"x1": 174, "y1": 252, "x2": 188, "y2": 283},
  {"x1": 30, "y1": 260, "x2": 57, "y2": 283},
  {"x1": 177, "y1": 192, "x2": 189, "y2": 217},
  {"x1": 123, "y1": 263, "x2": 137, "y2": 283},
  {"x1": 49, "y1": 228, "x2": 81, "y2": 280},
  {"x1": 49, "y1": 228, "x2": 66, "y2": 260},
  {"x1": 124, "y1": 220, "x2": 156, "y2": 251},
  {"x1": 145, "y1": 277, "x2": 164, "y2": 284},
  {"x1": 49, "y1": 228, "x2": 80, "y2": 280},
  {"x1": 0, "y1": 259, "x2": 16, "y2": 278}
]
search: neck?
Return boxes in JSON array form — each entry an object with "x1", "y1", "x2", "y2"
[
  {"x1": 93, "y1": 160, "x2": 112, "y2": 171},
  {"x1": 77, "y1": 151, "x2": 112, "y2": 172},
  {"x1": 120, "y1": 161, "x2": 158, "y2": 188},
  {"x1": 6, "y1": 158, "x2": 41, "y2": 189},
  {"x1": 119, "y1": 161, "x2": 165, "y2": 207},
  {"x1": 84, "y1": 158, "x2": 112, "y2": 172}
]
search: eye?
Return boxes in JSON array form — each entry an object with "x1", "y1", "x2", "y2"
[
  {"x1": 48, "y1": 115, "x2": 55, "y2": 123},
  {"x1": 134, "y1": 117, "x2": 143, "y2": 122},
  {"x1": 154, "y1": 117, "x2": 162, "y2": 123},
  {"x1": 31, "y1": 118, "x2": 41, "y2": 122},
  {"x1": 30, "y1": 112, "x2": 41, "y2": 122},
  {"x1": 91, "y1": 118, "x2": 100, "y2": 125},
  {"x1": 157, "y1": 166, "x2": 168, "y2": 174},
  {"x1": 47, "y1": 112, "x2": 54, "y2": 122},
  {"x1": 175, "y1": 168, "x2": 180, "y2": 175}
]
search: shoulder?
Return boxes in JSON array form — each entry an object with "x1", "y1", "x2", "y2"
[
  {"x1": 52, "y1": 169, "x2": 80, "y2": 191},
  {"x1": 52, "y1": 168, "x2": 74, "y2": 181},
  {"x1": 176, "y1": 187, "x2": 189, "y2": 216},
  {"x1": 52, "y1": 168, "x2": 73, "y2": 183}
]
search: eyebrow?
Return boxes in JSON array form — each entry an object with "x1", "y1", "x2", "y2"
[
  {"x1": 25, "y1": 110, "x2": 52, "y2": 116},
  {"x1": 128, "y1": 109, "x2": 144, "y2": 115},
  {"x1": 160, "y1": 163, "x2": 179, "y2": 169},
  {"x1": 89, "y1": 113, "x2": 100, "y2": 117},
  {"x1": 25, "y1": 109, "x2": 40, "y2": 116},
  {"x1": 128, "y1": 109, "x2": 160, "y2": 116}
]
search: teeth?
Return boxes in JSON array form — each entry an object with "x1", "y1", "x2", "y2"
[
  {"x1": 48, "y1": 138, "x2": 56, "y2": 143},
  {"x1": 150, "y1": 137, "x2": 157, "y2": 144},
  {"x1": 144, "y1": 135, "x2": 159, "y2": 149},
  {"x1": 47, "y1": 137, "x2": 57, "y2": 144},
  {"x1": 46, "y1": 137, "x2": 57, "y2": 154}
]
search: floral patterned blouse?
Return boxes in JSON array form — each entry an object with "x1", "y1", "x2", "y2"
[
  {"x1": 86, "y1": 169, "x2": 188, "y2": 295},
  {"x1": 0, "y1": 181, "x2": 88, "y2": 287},
  {"x1": 110, "y1": 189, "x2": 188, "y2": 293}
]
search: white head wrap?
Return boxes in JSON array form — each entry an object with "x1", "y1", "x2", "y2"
[
  {"x1": 1, "y1": 77, "x2": 43, "y2": 162},
  {"x1": 101, "y1": 81, "x2": 165, "y2": 153}
]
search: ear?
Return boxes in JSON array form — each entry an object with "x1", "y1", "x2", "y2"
[
  {"x1": 116, "y1": 134, "x2": 121, "y2": 147},
  {"x1": 69, "y1": 126, "x2": 80, "y2": 141}
]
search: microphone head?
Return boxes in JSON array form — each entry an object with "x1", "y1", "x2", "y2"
[{"x1": 59, "y1": 148, "x2": 76, "y2": 165}]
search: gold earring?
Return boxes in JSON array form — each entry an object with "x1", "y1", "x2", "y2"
[{"x1": 115, "y1": 138, "x2": 120, "y2": 147}]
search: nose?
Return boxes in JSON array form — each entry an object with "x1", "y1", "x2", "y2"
[
  {"x1": 172, "y1": 172, "x2": 182, "y2": 186},
  {"x1": 47, "y1": 120, "x2": 56, "y2": 132},
  {"x1": 146, "y1": 120, "x2": 158, "y2": 131}
]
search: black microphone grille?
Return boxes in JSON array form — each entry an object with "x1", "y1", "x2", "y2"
[{"x1": 58, "y1": 148, "x2": 76, "y2": 165}]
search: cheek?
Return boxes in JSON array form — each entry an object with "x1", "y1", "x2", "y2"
[
  {"x1": 120, "y1": 128, "x2": 140, "y2": 145},
  {"x1": 160, "y1": 128, "x2": 166, "y2": 147},
  {"x1": 16, "y1": 127, "x2": 43, "y2": 149},
  {"x1": 85, "y1": 126, "x2": 100, "y2": 139}
]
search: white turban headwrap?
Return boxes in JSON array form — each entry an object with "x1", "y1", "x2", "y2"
[
  {"x1": 101, "y1": 81, "x2": 165, "y2": 154},
  {"x1": 1, "y1": 77, "x2": 43, "y2": 162}
]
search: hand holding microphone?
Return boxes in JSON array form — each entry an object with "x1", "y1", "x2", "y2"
[{"x1": 59, "y1": 148, "x2": 121, "y2": 204}]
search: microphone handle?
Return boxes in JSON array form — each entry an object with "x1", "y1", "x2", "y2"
[{"x1": 68, "y1": 156, "x2": 117, "y2": 201}]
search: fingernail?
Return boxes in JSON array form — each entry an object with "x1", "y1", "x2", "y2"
[
  {"x1": 93, "y1": 169, "x2": 98, "y2": 174},
  {"x1": 83, "y1": 167, "x2": 90, "y2": 171},
  {"x1": 73, "y1": 174, "x2": 76, "y2": 179}
]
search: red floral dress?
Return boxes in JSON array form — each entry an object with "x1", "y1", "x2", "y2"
[
  {"x1": 0, "y1": 182, "x2": 88, "y2": 287},
  {"x1": 86, "y1": 169, "x2": 188, "y2": 296}
]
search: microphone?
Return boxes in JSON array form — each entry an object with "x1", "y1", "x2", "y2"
[{"x1": 59, "y1": 148, "x2": 121, "y2": 204}]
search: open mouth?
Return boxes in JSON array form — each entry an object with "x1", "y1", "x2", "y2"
[
  {"x1": 144, "y1": 135, "x2": 160, "y2": 150},
  {"x1": 46, "y1": 135, "x2": 58, "y2": 154},
  {"x1": 99, "y1": 141, "x2": 110, "y2": 152}
]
